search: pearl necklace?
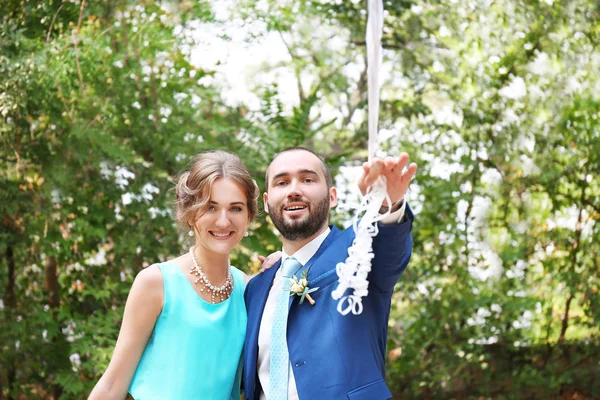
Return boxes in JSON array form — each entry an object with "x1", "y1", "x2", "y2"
[{"x1": 189, "y1": 247, "x2": 233, "y2": 304}]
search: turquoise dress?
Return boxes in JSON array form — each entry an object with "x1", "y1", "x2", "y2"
[{"x1": 129, "y1": 261, "x2": 247, "y2": 400}]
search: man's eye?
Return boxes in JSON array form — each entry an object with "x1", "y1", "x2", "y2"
[
  {"x1": 276, "y1": 181, "x2": 287, "y2": 186},
  {"x1": 304, "y1": 178, "x2": 314, "y2": 183}
]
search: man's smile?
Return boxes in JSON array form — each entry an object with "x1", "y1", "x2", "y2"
[{"x1": 283, "y1": 202, "x2": 309, "y2": 217}]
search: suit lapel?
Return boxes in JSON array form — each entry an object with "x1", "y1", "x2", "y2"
[
  {"x1": 255, "y1": 260, "x2": 281, "y2": 311},
  {"x1": 287, "y1": 226, "x2": 342, "y2": 310},
  {"x1": 303, "y1": 226, "x2": 340, "y2": 279}
]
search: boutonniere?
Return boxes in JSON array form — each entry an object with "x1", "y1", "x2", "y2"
[{"x1": 289, "y1": 271, "x2": 319, "y2": 305}]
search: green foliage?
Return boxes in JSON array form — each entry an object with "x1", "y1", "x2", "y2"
[{"x1": 1, "y1": 0, "x2": 599, "y2": 398}]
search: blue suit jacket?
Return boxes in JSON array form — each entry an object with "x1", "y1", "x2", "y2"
[{"x1": 243, "y1": 206, "x2": 413, "y2": 400}]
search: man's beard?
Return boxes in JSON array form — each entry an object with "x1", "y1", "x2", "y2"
[{"x1": 268, "y1": 195, "x2": 331, "y2": 241}]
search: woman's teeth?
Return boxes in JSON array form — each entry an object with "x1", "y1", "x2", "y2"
[{"x1": 210, "y1": 232, "x2": 232, "y2": 237}]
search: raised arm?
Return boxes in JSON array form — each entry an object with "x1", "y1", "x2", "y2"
[
  {"x1": 88, "y1": 265, "x2": 164, "y2": 400},
  {"x1": 357, "y1": 153, "x2": 417, "y2": 293},
  {"x1": 369, "y1": 204, "x2": 414, "y2": 293}
]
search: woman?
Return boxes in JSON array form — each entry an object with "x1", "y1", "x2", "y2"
[{"x1": 90, "y1": 150, "x2": 276, "y2": 400}]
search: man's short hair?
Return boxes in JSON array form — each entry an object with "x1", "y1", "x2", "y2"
[{"x1": 265, "y1": 147, "x2": 333, "y2": 189}]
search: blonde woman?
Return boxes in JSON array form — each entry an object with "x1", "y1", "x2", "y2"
[{"x1": 90, "y1": 151, "x2": 278, "y2": 400}]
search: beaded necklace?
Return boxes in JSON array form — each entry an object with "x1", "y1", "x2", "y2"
[{"x1": 189, "y1": 247, "x2": 233, "y2": 304}]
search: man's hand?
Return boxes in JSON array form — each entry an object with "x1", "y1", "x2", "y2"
[{"x1": 357, "y1": 153, "x2": 417, "y2": 205}]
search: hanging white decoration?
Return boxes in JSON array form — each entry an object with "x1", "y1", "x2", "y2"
[{"x1": 331, "y1": 0, "x2": 389, "y2": 315}]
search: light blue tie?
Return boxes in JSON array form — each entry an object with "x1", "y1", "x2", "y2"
[{"x1": 269, "y1": 257, "x2": 301, "y2": 400}]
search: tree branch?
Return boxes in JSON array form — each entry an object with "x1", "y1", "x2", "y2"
[
  {"x1": 150, "y1": 61, "x2": 160, "y2": 131},
  {"x1": 558, "y1": 178, "x2": 588, "y2": 344},
  {"x1": 12, "y1": 112, "x2": 21, "y2": 178},
  {"x1": 76, "y1": 0, "x2": 86, "y2": 32},
  {"x1": 558, "y1": 292, "x2": 574, "y2": 343},
  {"x1": 278, "y1": 31, "x2": 306, "y2": 104},
  {"x1": 5, "y1": 245, "x2": 16, "y2": 309},
  {"x1": 46, "y1": 4, "x2": 65, "y2": 42},
  {"x1": 351, "y1": 40, "x2": 407, "y2": 50},
  {"x1": 72, "y1": 0, "x2": 87, "y2": 90},
  {"x1": 342, "y1": 65, "x2": 368, "y2": 128},
  {"x1": 55, "y1": 83, "x2": 73, "y2": 122},
  {"x1": 86, "y1": 113, "x2": 103, "y2": 129}
]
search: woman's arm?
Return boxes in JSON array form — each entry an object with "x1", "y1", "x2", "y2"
[{"x1": 88, "y1": 265, "x2": 164, "y2": 400}]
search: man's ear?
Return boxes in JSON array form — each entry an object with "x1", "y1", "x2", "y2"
[
  {"x1": 329, "y1": 187, "x2": 338, "y2": 208},
  {"x1": 263, "y1": 192, "x2": 269, "y2": 213}
]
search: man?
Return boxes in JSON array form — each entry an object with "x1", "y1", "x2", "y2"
[{"x1": 244, "y1": 147, "x2": 417, "y2": 400}]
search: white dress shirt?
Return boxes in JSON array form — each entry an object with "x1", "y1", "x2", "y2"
[{"x1": 256, "y1": 202, "x2": 406, "y2": 399}]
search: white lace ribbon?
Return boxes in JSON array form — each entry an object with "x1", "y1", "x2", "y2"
[
  {"x1": 331, "y1": 177, "x2": 391, "y2": 315},
  {"x1": 332, "y1": 0, "x2": 386, "y2": 315}
]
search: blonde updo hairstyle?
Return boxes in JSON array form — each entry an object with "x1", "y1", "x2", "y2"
[{"x1": 175, "y1": 150, "x2": 259, "y2": 231}]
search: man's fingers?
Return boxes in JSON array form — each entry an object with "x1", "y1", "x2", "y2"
[
  {"x1": 358, "y1": 161, "x2": 374, "y2": 195},
  {"x1": 397, "y1": 162, "x2": 418, "y2": 184},
  {"x1": 383, "y1": 156, "x2": 396, "y2": 171},
  {"x1": 359, "y1": 155, "x2": 416, "y2": 196},
  {"x1": 389, "y1": 153, "x2": 409, "y2": 174},
  {"x1": 405, "y1": 162, "x2": 418, "y2": 179},
  {"x1": 364, "y1": 159, "x2": 384, "y2": 186}
]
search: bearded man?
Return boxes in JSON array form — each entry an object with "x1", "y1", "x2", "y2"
[{"x1": 243, "y1": 147, "x2": 417, "y2": 400}]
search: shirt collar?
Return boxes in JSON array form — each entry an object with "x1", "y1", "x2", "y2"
[{"x1": 281, "y1": 227, "x2": 331, "y2": 266}]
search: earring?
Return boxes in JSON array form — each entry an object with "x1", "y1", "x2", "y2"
[
  {"x1": 244, "y1": 231, "x2": 249, "y2": 237},
  {"x1": 188, "y1": 230, "x2": 194, "y2": 237}
]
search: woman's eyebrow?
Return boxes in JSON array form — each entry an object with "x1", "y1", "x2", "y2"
[{"x1": 209, "y1": 200, "x2": 246, "y2": 205}]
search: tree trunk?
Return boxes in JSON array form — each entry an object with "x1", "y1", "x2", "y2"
[
  {"x1": 44, "y1": 256, "x2": 63, "y2": 399},
  {"x1": 3, "y1": 245, "x2": 17, "y2": 400},
  {"x1": 45, "y1": 256, "x2": 60, "y2": 309}
]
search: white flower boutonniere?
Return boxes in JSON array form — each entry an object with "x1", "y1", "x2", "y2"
[{"x1": 289, "y1": 271, "x2": 319, "y2": 305}]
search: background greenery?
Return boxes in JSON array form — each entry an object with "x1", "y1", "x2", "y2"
[{"x1": 1, "y1": 0, "x2": 598, "y2": 399}]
